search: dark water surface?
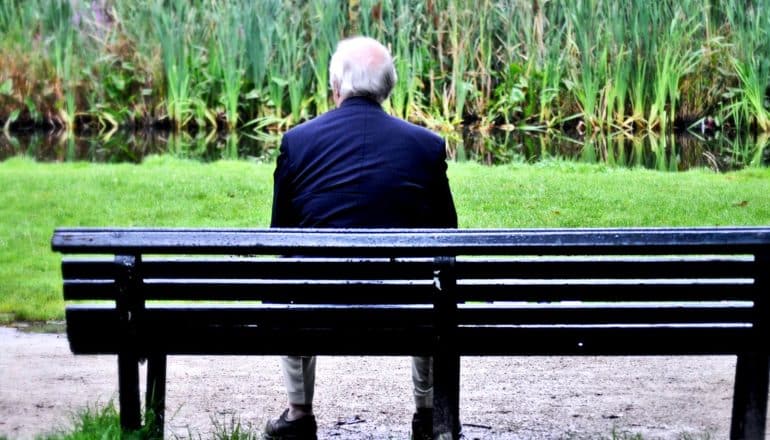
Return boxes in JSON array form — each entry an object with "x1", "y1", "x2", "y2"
[{"x1": 1, "y1": 129, "x2": 767, "y2": 171}]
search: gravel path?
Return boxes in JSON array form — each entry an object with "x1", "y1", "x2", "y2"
[{"x1": 0, "y1": 326, "x2": 754, "y2": 439}]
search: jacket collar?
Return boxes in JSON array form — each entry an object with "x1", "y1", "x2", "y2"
[{"x1": 339, "y1": 96, "x2": 383, "y2": 109}]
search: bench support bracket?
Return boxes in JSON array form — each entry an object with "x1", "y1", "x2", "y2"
[
  {"x1": 146, "y1": 354, "x2": 167, "y2": 438},
  {"x1": 433, "y1": 256, "x2": 461, "y2": 440},
  {"x1": 730, "y1": 353, "x2": 769, "y2": 440},
  {"x1": 118, "y1": 353, "x2": 142, "y2": 430},
  {"x1": 115, "y1": 254, "x2": 145, "y2": 433}
]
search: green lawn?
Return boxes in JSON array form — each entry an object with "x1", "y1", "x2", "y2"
[{"x1": 1, "y1": 156, "x2": 769, "y2": 321}]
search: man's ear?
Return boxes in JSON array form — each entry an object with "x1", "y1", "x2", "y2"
[{"x1": 332, "y1": 81, "x2": 342, "y2": 107}]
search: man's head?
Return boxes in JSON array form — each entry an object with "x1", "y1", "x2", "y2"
[{"x1": 329, "y1": 36, "x2": 397, "y2": 106}]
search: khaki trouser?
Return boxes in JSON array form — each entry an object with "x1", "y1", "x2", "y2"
[{"x1": 280, "y1": 355, "x2": 433, "y2": 408}]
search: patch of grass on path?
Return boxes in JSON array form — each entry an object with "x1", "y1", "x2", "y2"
[
  {"x1": 38, "y1": 402, "x2": 259, "y2": 440},
  {"x1": 1, "y1": 156, "x2": 769, "y2": 321},
  {"x1": 39, "y1": 403, "x2": 149, "y2": 440}
]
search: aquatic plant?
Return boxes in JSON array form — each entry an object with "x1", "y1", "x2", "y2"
[
  {"x1": 150, "y1": 0, "x2": 195, "y2": 128},
  {"x1": 212, "y1": 0, "x2": 246, "y2": 130},
  {"x1": 44, "y1": 0, "x2": 79, "y2": 130},
  {"x1": 308, "y1": 0, "x2": 344, "y2": 115},
  {"x1": 723, "y1": 1, "x2": 770, "y2": 132},
  {"x1": 242, "y1": 0, "x2": 279, "y2": 116}
]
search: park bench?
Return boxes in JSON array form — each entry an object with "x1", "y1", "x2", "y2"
[{"x1": 52, "y1": 227, "x2": 770, "y2": 439}]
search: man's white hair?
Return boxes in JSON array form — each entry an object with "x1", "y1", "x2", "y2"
[{"x1": 329, "y1": 36, "x2": 397, "y2": 104}]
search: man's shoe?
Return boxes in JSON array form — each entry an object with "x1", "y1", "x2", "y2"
[
  {"x1": 263, "y1": 409, "x2": 318, "y2": 440},
  {"x1": 411, "y1": 408, "x2": 433, "y2": 440}
]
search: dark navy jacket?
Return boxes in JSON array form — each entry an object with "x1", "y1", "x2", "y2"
[{"x1": 271, "y1": 97, "x2": 457, "y2": 229}]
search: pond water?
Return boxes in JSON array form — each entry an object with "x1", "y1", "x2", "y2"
[{"x1": 0, "y1": 129, "x2": 767, "y2": 172}]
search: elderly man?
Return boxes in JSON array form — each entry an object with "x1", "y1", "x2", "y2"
[{"x1": 265, "y1": 36, "x2": 457, "y2": 440}]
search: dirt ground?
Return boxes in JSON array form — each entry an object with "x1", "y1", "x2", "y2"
[{"x1": 0, "y1": 325, "x2": 762, "y2": 439}]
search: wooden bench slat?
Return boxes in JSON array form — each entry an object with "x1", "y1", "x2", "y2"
[
  {"x1": 62, "y1": 258, "x2": 436, "y2": 280},
  {"x1": 457, "y1": 304, "x2": 755, "y2": 324},
  {"x1": 143, "y1": 280, "x2": 435, "y2": 301},
  {"x1": 64, "y1": 303, "x2": 755, "y2": 326},
  {"x1": 455, "y1": 258, "x2": 758, "y2": 279},
  {"x1": 455, "y1": 283, "x2": 757, "y2": 302},
  {"x1": 455, "y1": 326, "x2": 761, "y2": 355},
  {"x1": 63, "y1": 280, "x2": 116, "y2": 300},
  {"x1": 62, "y1": 280, "x2": 756, "y2": 302},
  {"x1": 65, "y1": 306, "x2": 759, "y2": 356},
  {"x1": 62, "y1": 257, "x2": 758, "y2": 280},
  {"x1": 65, "y1": 307, "x2": 434, "y2": 355},
  {"x1": 52, "y1": 227, "x2": 770, "y2": 256}
]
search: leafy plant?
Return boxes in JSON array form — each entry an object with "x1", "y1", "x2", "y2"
[{"x1": 213, "y1": 0, "x2": 245, "y2": 130}]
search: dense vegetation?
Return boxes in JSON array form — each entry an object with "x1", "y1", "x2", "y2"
[{"x1": 1, "y1": 0, "x2": 769, "y2": 136}]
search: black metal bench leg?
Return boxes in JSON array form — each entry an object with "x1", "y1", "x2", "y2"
[
  {"x1": 433, "y1": 352, "x2": 461, "y2": 440},
  {"x1": 433, "y1": 256, "x2": 461, "y2": 440},
  {"x1": 118, "y1": 352, "x2": 142, "y2": 431},
  {"x1": 730, "y1": 353, "x2": 769, "y2": 440},
  {"x1": 146, "y1": 354, "x2": 167, "y2": 439}
]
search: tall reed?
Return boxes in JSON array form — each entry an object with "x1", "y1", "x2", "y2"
[
  {"x1": 0, "y1": 1, "x2": 33, "y2": 45},
  {"x1": 647, "y1": 12, "x2": 702, "y2": 133},
  {"x1": 308, "y1": 0, "x2": 344, "y2": 115},
  {"x1": 43, "y1": 0, "x2": 79, "y2": 129},
  {"x1": 274, "y1": 6, "x2": 311, "y2": 125},
  {"x1": 213, "y1": 0, "x2": 245, "y2": 130},
  {"x1": 388, "y1": 0, "x2": 425, "y2": 120},
  {"x1": 150, "y1": 0, "x2": 195, "y2": 128},
  {"x1": 239, "y1": 0, "x2": 279, "y2": 125},
  {"x1": 724, "y1": 2, "x2": 770, "y2": 132},
  {"x1": 565, "y1": 0, "x2": 606, "y2": 132},
  {"x1": 537, "y1": 11, "x2": 567, "y2": 127}
]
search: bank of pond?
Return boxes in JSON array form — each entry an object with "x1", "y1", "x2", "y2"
[{"x1": 1, "y1": 129, "x2": 767, "y2": 172}]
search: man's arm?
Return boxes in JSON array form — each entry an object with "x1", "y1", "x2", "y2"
[
  {"x1": 434, "y1": 143, "x2": 458, "y2": 228},
  {"x1": 270, "y1": 137, "x2": 295, "y2": 228}
]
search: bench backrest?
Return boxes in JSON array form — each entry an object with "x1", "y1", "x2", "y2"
[{"x1": 53, "y1": 227, "x2": 770, "y2": 357}]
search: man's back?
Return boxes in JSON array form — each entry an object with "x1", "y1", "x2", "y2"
[
  {"x1": 265, "y1": 37, "x2": 455, "y2": 440},
  {"x1": 271, "y1": 96, "x2": 457, "y2": 229}
]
